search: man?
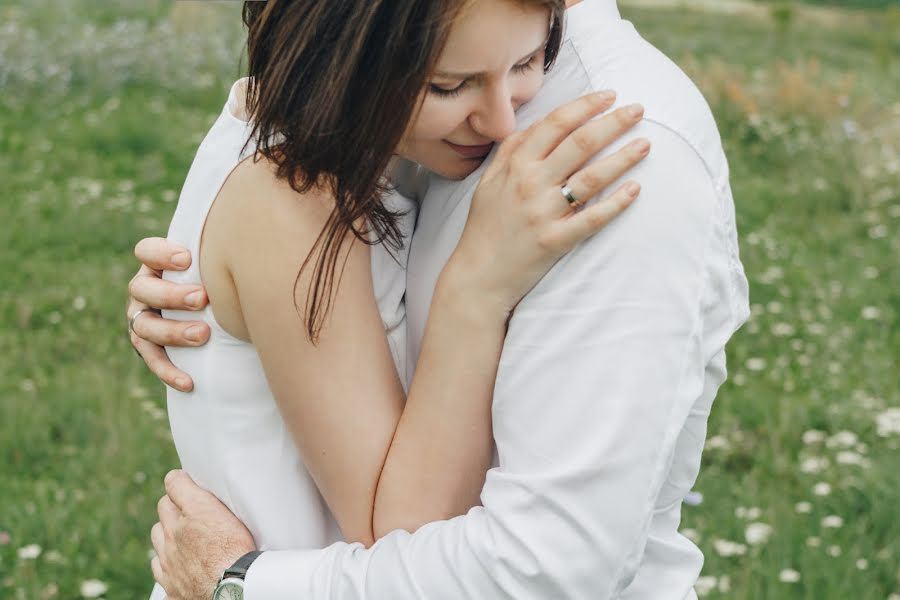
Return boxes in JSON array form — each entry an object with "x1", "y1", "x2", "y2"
[{"x1": 128, "y1": 1, "x2": 749, "y2": 597}]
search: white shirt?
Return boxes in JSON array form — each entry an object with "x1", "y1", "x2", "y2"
[{"x1": 246, "y1": 1, "x2": 750, "y2": 598}]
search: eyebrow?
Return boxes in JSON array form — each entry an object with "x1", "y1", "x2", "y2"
[{"x1": 432, "y1": 41, "x2": 546, "y2": 80}]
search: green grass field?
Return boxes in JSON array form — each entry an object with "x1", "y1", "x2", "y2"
[{"x1": 1, "y1": 1, "x2": 897, "y2": 598}]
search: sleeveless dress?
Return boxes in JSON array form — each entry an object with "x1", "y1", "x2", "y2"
[{"x1": 148, "y1": 78, "x2": 418, "y2": 599}]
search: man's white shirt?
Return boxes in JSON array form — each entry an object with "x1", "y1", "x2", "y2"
[{"x1": 246, "y1": 1, "x2": 750, "y2": 598}]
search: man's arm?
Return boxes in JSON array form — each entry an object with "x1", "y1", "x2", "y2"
[{"x1": 242, "y1": 121, "x2": 742, "y2": 599}]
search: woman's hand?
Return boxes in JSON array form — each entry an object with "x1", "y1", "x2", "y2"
[{"x1": 447, "y1": 91, "x2": 649, "y2": 314}]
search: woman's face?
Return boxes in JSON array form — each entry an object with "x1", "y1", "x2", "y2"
[{"x1": 397, "y1": 0, "x2": 551, "y2": 180}]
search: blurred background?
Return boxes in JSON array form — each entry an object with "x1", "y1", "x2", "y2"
[{"x1": 0, "y1": 0, "x2": 897, "y2": 598}]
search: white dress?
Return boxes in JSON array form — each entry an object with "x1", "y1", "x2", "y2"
[{"x1": 148, "y1": 79, "x2": 418, "y2": 599}]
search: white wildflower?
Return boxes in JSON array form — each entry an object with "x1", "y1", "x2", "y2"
[
  {"x1": 80, "y1": 579, "x2": 108, "y2": 598},
  {"x1": 861, "y1": 306, "x2": 882, "y2": 320},
  {"x1": 745, "y1": 357, "x2": 767, "y2": 371},
  {"x1": 17, "y1": 544, "x2": 42, "y2": 559},
  {"x1": 705, "y1": 435, "x2": 731, "y2": 451},
  {"x1": 745, "y1": 522, "x2": 773, "y2": 546},
  {"x1": 827, "y1": 545, "x2": 842, "y2": 557},
  {"x1": 72, "y1": 296, "x2": 86, "y2": 311},
  {"x1": 806, "y1": 536, "x2": 821, "y2": 548},
  {"x1": 779, "y1": 569, "x2": 801, "y2": 583},
  {"x1": 794, "y1": 501, "x2": 812, "y2": 514},
  {"x1": 801, "y1": 457, "x2": 828, "y2": 474},
  {"x1": 802, "y1": 430, "x2": 826, "y2": 444},
  {"x1": 855, "y1": 559, "x2": 868, "y2": 570},
  {"x1": 694, "y1": 576, "x2": 717, "y2": 596},
  {"x1": 771, "y1": 322, "x2": 795, "y2": 336},
  {"x1": 836, "y1": 451, "x2": 869, "y2": 468},
  {"x1": 826, "y1": 431, "x2": 858, "y2": 449},
  {"x1": 683, "y1": 491, "x2": 704, "y2": 506},
  {"x1": 876, "y1": 407, "x2": 900, "y2": 437},
  {"x1": 713, "y1": 539, "x2": 747, "y2": 557},
  {"x1": 822, "y1": 515, "x2": 843, "y2": 528},
  {"x1": 813, "y1": 482, "x2": 832, "y2": 496}
]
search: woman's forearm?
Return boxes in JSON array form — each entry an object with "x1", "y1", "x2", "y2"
[{"x1": 372, "y1": 269, "x2": 508, "y2": 539}]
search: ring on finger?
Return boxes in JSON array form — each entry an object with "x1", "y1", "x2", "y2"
[
  {"x1": 128, "y1": 308, "x2": 157, "y2": 336},
  {"x1": 560, "y1": 183, "x2": 582, "y2": 208}
]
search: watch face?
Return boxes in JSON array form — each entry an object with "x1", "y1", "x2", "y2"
[{"x1": 213, "y1": 579, "x2": 244, "y2": 600}]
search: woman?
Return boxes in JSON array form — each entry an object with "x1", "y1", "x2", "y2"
[{"x1": 141, "y1": 1, "x2": 648, "y2": 597}]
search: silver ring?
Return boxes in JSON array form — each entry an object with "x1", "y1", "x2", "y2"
[
  {"x1": 128, "y1": 308, "x2": 153, "y2": 336},
  {"x1": 561, "y1": 183, "x2": 579, "y2": 206}
]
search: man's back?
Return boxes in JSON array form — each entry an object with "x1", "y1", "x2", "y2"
[
  {"x1": 246, "y1": 2, "x2": 750, "y2": 597},
  {"x1": 404, "y1": 2, "x2": 749, "y2": 597}
]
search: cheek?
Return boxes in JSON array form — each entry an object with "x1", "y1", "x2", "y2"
[
  {"x1": 410, "y1": 96, "x2": 471, "y2": 142},
  {"x1": 515, "y1": 70, "x2": 545, "y2": 105}
]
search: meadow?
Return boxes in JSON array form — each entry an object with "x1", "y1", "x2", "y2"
[{"x1": 0, "y1": 1, "x2": 897, "y2": 598}]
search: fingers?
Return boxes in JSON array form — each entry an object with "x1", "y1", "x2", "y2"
[
  {"x1": 556, "y1": 181, "x2": 641, "y2": 245},
  {"x1": 491, "y1": 130, "x2": 527, "y2": 166},
  {"x1": 515, "y1": 90, "x2": 617, "y2": 161},
  {"x1": 150, "y1": 555, "x2": 166, "y2": 588},
  {"x1": 131, "y1": 332, "x2": 195, "y2": 392},
  {"x1": 135, "y1": 237, "x2": 193, "y2": 272},
  {"x1": 129, "y1": 271, "x2": 208, "y2": 312},
  {"x1": 158, "y1": 494, "x2": 182, "y2": 531},
  {"x1": 164, "y1": 469, "x2": 206, "y2": 513},
  {"x1": 151, "y1": 522, "x2": 167, "y2": 563},
  {"x1": 543, "y1": 103, "x2": 646, "y2": 181},
  {"x1": 562, "y1": 137, "x2": 651, "y2": 211},
  {"x1": 131, "y1": 307, "x2": 210, "y2": 348}
]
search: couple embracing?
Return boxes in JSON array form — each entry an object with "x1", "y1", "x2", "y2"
[{"x1": 126, "y1": 0, "x2": 750, "y2": 598}]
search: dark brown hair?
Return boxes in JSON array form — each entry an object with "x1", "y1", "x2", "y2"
[{"x1": 241, "y1": 0, "x2": 566, "y2": 341}]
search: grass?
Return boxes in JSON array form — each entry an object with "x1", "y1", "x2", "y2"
[{"x1": 0, "y1": 1, "x2": 897, "y2": 598}]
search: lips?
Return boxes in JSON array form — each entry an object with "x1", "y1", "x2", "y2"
[{"x1": 444, "y1": 140, "x2": 494, "y2": 159}]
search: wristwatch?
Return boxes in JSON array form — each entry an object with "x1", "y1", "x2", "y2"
[{"x1": 212, "y1": 550, "x2": 263, "y2": 600}]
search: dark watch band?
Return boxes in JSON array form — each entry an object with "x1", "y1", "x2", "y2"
[{"x1": 223, "y1": 550, "x2": 263, "y2": 581}]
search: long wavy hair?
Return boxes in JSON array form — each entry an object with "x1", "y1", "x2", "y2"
[{"x1": 241, "y1": 0, "x2": 566, "y2": 341}]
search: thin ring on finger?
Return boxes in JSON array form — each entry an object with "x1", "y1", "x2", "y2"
[{"x1": 129, "y1": 308, "x2": 158, "y2": 336}]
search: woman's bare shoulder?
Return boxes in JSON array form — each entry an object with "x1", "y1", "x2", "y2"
[{"x1": 216, "y1": 155, "x2": 337, "y2": 240}]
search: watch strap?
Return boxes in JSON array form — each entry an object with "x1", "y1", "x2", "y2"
[{"x1": 223, "y1": 550, "x2": 263, "y2": 581}]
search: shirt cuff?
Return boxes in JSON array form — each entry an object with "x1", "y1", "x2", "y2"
[{"x1": 244, "y1": 549, "x2": 321, "y2": 600}]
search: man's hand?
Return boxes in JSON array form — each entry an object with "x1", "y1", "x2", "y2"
[
  {"x1": 151, "y1": 470, "x2": 257, "y2": 600},
  {"x1": 127, "y1": 237, "x2": 211, "y2": 392}
]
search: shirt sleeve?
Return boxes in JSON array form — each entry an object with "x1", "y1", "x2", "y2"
[{"x1": 245, "y1": 121, "x2": 735, "y2": 600}]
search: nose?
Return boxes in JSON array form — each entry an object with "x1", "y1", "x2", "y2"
[{"x1": 469, "y1": 83, "x2": 517, "y2": 141}]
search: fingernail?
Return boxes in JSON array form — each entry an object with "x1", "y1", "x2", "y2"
[
  {"x1": 625, "y1": 182, "x2": 641, "y2": 197},
  {"x1": 596, "y1": 90, "x2": 616, "y2": 101},
  {"x1": 185, "y1": 290, "x2": 204, "y2": 307},
  {"x1": 185, "y1": 325, "x2": 203, "y2": 342},
  {"x1": 172, "y1": 252, "x2": 190, "y2": 268},
  {"x1": 627, "y1": 103, "x2": 645, "y2": 118},
  {"x1": 632, "y1": 138, "x2": 650, "y2": 154},
  {"x1": 175, "y1": 378, "x2": 191, "y2": 392}
]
